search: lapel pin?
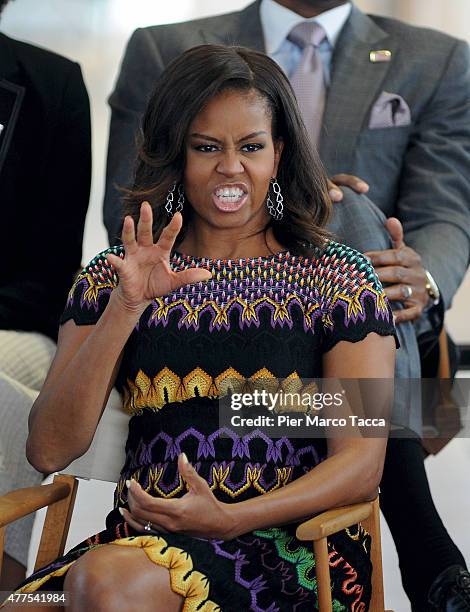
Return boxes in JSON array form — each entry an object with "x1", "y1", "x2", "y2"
[{"x1": 370, "y1": 49, "x2": 392, "y2": 63}]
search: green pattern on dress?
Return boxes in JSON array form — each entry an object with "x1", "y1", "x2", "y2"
[{"x1": 253, "y1": 527, "x2": 347, "y2": 612}]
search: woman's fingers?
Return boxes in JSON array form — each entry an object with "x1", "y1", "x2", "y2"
[
  {"x1": 120, "y1": 215, "x2": 138, "y2": 255},
  {"x1": 136, "y1": 201, "x2": 154, "y2": 247},
  {"x1": 127, "y1": 480, "x2": 179, "y2": 516},
  {"x1": 156, "y1": 212, "x2": 183, "y2": 255},
  {"x1": 106, "y1": 252, "x2": 123, "y2": 274},
  {"x1": 177, "y1": 452, "x2": 208, "y2": 494},
  {"x1": 110, "y1": 208, "x2": 211, "y2": 303},
  {"x1": 121, "y1": 207, "x2": 184, "y2": 259},
  {"x1": 120, "y1": 202, "x2": 154, "y2": 255},
  {"x1": 119, "y1": 507, "x2": 170, "y2": 534},
  {"x1": 171, "y1": 267, "x2": 212, "y2": 292}
]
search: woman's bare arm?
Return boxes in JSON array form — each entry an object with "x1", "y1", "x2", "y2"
[
  {"x1": 26, "y1": 207, "x2": 211, "y2": 474},
  {"x1": 26, "y1": 295, "x2": 144, "y2": 473}
]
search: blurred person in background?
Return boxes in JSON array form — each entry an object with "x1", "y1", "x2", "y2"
[
  {"x1": 103, "y1": 1, "x2": 470, "y2": 611},
  {"x1": 0, "y1": 0, "x2": 91, "y2": 591}
]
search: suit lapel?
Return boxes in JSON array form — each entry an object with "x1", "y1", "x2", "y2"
[
  {"x1": 200, "y1": 1, "x2": 265, "y2": 51},
  {"x1": 320, "y1": 5, "x2": 393, "y2": 173},
  {"x1": 0, "y1": 34, "x2": 25, "y2": 176}
]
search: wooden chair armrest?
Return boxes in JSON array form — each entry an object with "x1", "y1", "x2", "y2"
[
  {"x1": 296, "y1": 501, "x2": 373, "y2": 541},
  {"x1": 0, "y1": 482, "x2": 71, "y2": 528}
]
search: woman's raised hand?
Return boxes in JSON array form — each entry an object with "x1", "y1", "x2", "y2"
[{"x1": 107, "y1": 202, "x2": 211, "y2": 315}]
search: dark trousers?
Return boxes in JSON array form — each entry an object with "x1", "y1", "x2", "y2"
[{"x1": 380, "y1": 437, "x2": 467, "y2": 611}]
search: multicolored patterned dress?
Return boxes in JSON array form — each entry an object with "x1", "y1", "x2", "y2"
[{"x1": 15, "y1": 241, "x2": 396, "y2": 611}]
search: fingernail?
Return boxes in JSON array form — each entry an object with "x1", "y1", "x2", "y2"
[
  {"x1": 125, "y1": 480, "x2": 131, "y2": 489},
  {"x1": 119, "y1": 507, "x2": 125, "y2": 517},
  {"x1": 392, "y1": 314, "x2": 397, "y2": 323},
  {"x1": 357, "y1": 181, "x2": 369, "y2": 191},
  {"x1": 181, "y1": 452, "x2": 189, "y2": 464},
  {"x1": 329, "y1": 189, "x2": 342, "y2": 202}
]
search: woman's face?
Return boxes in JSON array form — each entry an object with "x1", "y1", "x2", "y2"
[{"x1": 184, "y1": 89, "x2": 283, "y2": 232}]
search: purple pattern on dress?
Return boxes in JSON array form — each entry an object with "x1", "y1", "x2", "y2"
[
  {"x1": 206, "y1": 538, "x2": 279, "y2": 612},
  {"x1": 118, "y1": 427, "x2": 324, "y2": 499},
  {"x1": 123, "y1": 427, "x2": 321, "y2": 468},
  {"x1": 150, "y1": 291, "x2": 321, "y2": 333},
  {"x1": 66, "y1": 276, "x2": 112, "y2": 313},
  {"x1": 203, "y1": 536, "x2": 314, "y2": 611},
  {"x1": 335, "y1": 288, "x2": 391, "y2": 327}
]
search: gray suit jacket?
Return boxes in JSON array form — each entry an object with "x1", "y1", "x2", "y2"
[{"x1": 104, "y1": 1, "x2": 470, "y2": 316}]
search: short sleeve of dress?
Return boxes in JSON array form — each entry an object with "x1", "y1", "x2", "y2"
[
  {"x1": 318, "y1": 242, "x2": 398, "y2": 353},
  {"x1": 60, "y1": 246, "x2": 123, "y2": 326}
]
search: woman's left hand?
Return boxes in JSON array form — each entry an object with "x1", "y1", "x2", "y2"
[{"x1": 120, "y1": 453, "x2": 237, "y2": 540}]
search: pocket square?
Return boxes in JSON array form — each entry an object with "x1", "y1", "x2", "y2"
[{"x1": 368, "y1": 91, "x2": 411, "y2": 129}]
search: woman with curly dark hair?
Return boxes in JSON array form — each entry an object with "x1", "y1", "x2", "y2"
[{"x1": 9, "y1": 44, "x2": 395, "y2": 611}]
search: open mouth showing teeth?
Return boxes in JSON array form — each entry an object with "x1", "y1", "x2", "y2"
[
  {"x1": 214, "y1": 187, "x2": 246, "y2": 203},
  {"x1": 212, "y1": 186, "x2": 248, "y2": 212}
]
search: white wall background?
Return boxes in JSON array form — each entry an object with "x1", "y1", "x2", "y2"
[{"x1": 2, "y1": 3, "x2": 470, "y2": 611}]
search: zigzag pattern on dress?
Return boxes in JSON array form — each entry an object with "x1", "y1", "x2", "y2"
[{"x1": 66, "y1": 242, "x2": 390, "y2": 332}]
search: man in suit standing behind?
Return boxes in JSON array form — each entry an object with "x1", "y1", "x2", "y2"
[{"x1": 103, "y1": 2, "x2": 470, "y2": 610}]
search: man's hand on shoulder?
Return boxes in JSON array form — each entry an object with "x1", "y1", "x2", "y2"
[
  {"x1": 364, "y1": 218, "x2": 430, "y2": 324},
  {"x1": 328, "y1": 173, "x2": 369, "y2": 202}
]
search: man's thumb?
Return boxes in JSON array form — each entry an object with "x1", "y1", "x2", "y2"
[{"x1": 385, "y1": 217, "x2": 404, "y2": 249}]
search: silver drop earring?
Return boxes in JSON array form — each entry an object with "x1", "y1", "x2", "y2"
[
  {"x1": 165, "y1": 183, "x2": 185, "y2": 215},
  {"x1": 266, "y1": 178, "x2": 284, "y2": 220}
]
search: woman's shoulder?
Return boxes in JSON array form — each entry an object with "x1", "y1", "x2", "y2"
[
  {"x1": 312, "y1": 240, "x2": 384, "y2": 292},
  {"x1": 61, "y1": 246, "x2": 124, "y2": 326},
  {"x1": 312, "y1": 241, "x2": 396, "y2": 351},
  {"x1": 78, "y1": 245, "x2": 125, "y2": 280}
]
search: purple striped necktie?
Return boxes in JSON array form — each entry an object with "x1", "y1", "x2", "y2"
[{"x1": 288, "y1": 21, "x2": 327, "y2": 148}]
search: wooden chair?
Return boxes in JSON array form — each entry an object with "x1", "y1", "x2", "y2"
[
  {"x1": 422, "y1": 328, "x2": 463, "y2": 455},
  {"x1": 0, "y1": 397, "x2": 394, "y2": 611}
]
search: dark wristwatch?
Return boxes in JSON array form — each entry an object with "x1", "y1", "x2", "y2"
[{"x1": 424, "y1": 269, "x2": 440, "y2": 307}]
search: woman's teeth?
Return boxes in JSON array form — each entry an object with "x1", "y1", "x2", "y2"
[{"x1": 215, "y1": 187, "x2": 245, "y2": 202}]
